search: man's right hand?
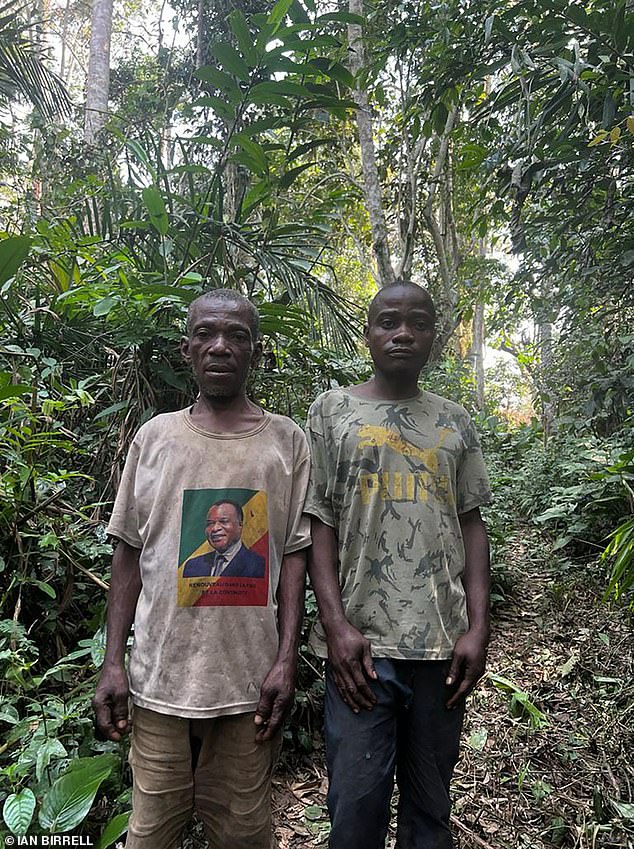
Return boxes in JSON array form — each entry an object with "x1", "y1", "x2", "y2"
[
  {"x1": 92, "y1": 663, "x2": 131, "y2": 742},
  {"x1": 326, "y1": 620, "x2": 377, "y2": 713}
]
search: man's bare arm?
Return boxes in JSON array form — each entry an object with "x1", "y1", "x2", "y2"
[
  {"x1": 308, "y1": 516, "x2": 377, "y2": 713},
  {"x1": 92, "y1": 539, "x2": 142, "y2": 741},
  {"x1": 446, "y1": 507, "x2": 490, "y2": 708},
  {"x1": 255, "y1": 548, "x2": 307, "y2": 742}
]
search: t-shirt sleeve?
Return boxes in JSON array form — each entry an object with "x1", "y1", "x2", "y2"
[
  {"x1": 283, "y1": 430, "x2": 312, "y2": 554},
  {"x1": 456, "y1": 415, "x2": 492, "y2": 514},
  {"x1": 106, "y1": 432, "x2": 144, "y2": 549},
  {"x1": 303, "y1": 398, "x2": 335, "y2": 527}
]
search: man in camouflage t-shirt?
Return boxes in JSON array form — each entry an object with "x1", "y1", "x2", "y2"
[{"x1": 304, "y1": 281, "x2": 491, "y2": 849}]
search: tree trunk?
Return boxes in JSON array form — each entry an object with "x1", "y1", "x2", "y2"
[
  {"x1": 84, "y1": 0, "x2": 114, "y2": 144},
  {"x1": 196, "y1": 0, "x2": 206, "y2": 68},
  {"x1": 472, "y1": 302, "x2": 485, "y2": 410},
  {"x1": 537, "y1": 318, "x2": 555, "y2": 440},
  {"x1": 348, "y1": 0, "x2": 395, "y2": 287},
  {"x1": 423, "y1": 107, "x2": 460, "y2": 355},
  {"x1": 471, "y1": 237, "x2": 487, "y2": 410}
]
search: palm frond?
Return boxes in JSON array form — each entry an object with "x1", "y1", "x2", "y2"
[{"x1": 0, "y1": 7, "x2": 72, "y2": 117}]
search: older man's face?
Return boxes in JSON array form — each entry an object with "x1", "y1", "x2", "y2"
[
  {"x1": 181, "y1": 299, "x2": 259, "y2": 401},
  {"x1": 206, "y1": 503, "x2": 242, "y2": 553}
]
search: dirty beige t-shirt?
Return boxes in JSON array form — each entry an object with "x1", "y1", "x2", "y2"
[
  {"x1": 304, "y1": 389, "x2": 491, "y2": 660},
  {"x1": 107, "y1": 408, "x2": 311, "y2": 719}
]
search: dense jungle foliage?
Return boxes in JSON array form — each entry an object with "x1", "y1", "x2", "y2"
[{"x1": 0, "y1": 0, "x2": 632, "y2": 845}]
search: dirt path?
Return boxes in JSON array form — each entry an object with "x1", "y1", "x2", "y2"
[{"x1": 272, "y1": 528, "x2": 634, "y2": 848}]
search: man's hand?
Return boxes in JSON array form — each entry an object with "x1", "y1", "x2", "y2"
[
  {"x1": 254, "y1": 659, "x2": 296, "y2": 742},
  {"x1": 445, "y1": 629, "x2": 488, "y2": 709},
  {"x1": 92, "y1": 663, "x2": 131, "y2": 742},
  {"x1": 327, "y1": 620, "x2": 377, "y2": 713}
]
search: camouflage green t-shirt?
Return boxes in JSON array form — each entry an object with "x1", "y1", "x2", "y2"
[{"x1": 304, "y1": 388, "x2": 492, "y2": 660}]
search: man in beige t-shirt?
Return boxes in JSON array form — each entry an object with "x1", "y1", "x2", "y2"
[{"x1": 93, "y1": 290, "x2": 310, "y2": 849}]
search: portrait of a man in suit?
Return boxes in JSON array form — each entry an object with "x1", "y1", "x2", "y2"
[{"x1": 183, "y1": 499, "x2": 266, "y2": 578}]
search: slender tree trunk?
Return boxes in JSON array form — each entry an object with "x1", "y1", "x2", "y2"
[
  {"x1": 537, "y1": 318, "x2": 555, "y2": 440},
  {"x1": 348, "y1": 0, "x2": 395, "y2": 287},
  {"x1": 423, "y1": 107, "x2": 460, "y2": 354},
  {"x1": 473, "y1": 303, "x2": 485, "y2": 410},
  {"x1": 196, "y1": 0, "x2": 206, "y2": 68},
  {"x1": 471, "y1": 238, "x2": 486, "y2": 410},
  {"x1": 84, "y1": 0, "x2": 114, "y2": 144},
  {"x1": 59, "y1": 0, "x2": 72, "y2": 80}
]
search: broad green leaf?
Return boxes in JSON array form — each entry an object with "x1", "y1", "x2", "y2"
[
  {"x1": 289, "y1": 1, "x2": 310, "y2": 24},
  {"x1": 28, "y1": 579, "x2": 56, "y2": 599},
  {"x1": 0, "y1": 235, "x2": 32, "y2": 285},
  {"x1": 611, "y1": 800, "x2": 634, "y2": 820},
  {"x1": 141, "y1": 187, "x2": 169, "y2": 237},
  {"x1": 262, "y1": 54, "x2": 305, "y2": 74},
  {"x1": 228, "y1": 10, "x2": 257, "y2": 64},
  {"x1": 627, "y1": 116, "x2": 634, "y2": 134},
  {"x1": 588, "y1": 131, "x2": 606, "y2": 147},
  {"x1": 192, "y1": 96, "x2": 236, "y2": 121},
  {"x1": 250, "y1": 80, "x2": 313, "y2": 99},
  {"x1": 267, "y1": 0, "x2": 294, "y2": 32},
  {"x1": 299, "y1": 96, "x2": 357, "y2": 113},
  {"x1": 228, "y1": 117, "x2": 282, "y2": 137},
  {"x1": 94, "y1": 400, "x2": 130, "y2": 421},
  {"x1": 432, "y1": 102, "x2": 449, "y2": 135},
  {"x1": 0, "y1": 383, "x2": 32, "y2": 400},
  {"x1": 3, "y1": 787, "x2": 36, "y2": 835},
  {"x1": 0, "y1": 704, "x2": 19, "y2": 724},
  {"x1": 210, "y1": 43, "x2": 250, "y2": 81},
  {"x1": 241, "y1": 180, "x2": 272, "y2": 216},
  {"x1": 95, "y1": 811, "x2": 131, "y2": 849},
  {"x1": 279, "y1": 163, "x2": 313, "y2": 189},
  {"x1": 118, "y1": 220, "x2": 150, "y2": 230},
  {"x1": 187, "y1": 134, "x2": 223, "y2": 147},
  {"x1": 36, "y1": 739, "x2": 68, "y2": 781},
  {"x1": 153, "y1": 362, "x2": 188, "y2": 391},
  {"x1": 232, "y1": 152, "x2": 266, "y2": 175},
  {"x1": 457, "y1": 143, "x2": 488, "y2": 170},
  {"x1": 39, "y1": 756, "x2": 115, "y2": 832},
  {"x1": 194, "y1": 66, "x2": 242, "y2": 101},
  {"x1": 93, "y1": 295, "x2": 118, "y2": 317},
  {"x1": 233, "y1": 138, "x2": 269, "y2": 175},
  {"x1": 247, "y1": 89, "x2": 291, "y2": 108},
  {"x1": 125, "y1": 139, "x2": 157, "y2": 181},
  {"x1": 289, "y1": 138, "x2": 336, "y2": 161},
  {"x1": 602, "y1": 94, "x2": 616, "y2": 128}
]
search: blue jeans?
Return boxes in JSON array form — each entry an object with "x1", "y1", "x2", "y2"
[{"x1": 325, "y1": 658, "x2": 464, "y2": 849}]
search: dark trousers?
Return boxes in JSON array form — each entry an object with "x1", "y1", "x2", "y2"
[{"x1": 325, "y1": 658, "x2": 464, "y2": 849}]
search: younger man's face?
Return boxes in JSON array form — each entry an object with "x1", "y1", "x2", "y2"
[{"x1": 364, "y1": 285, "x2": 436, "y2": 379}]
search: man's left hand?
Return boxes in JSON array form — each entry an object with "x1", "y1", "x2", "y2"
[
  {"x1": 445, "y1": 629, "x2": 488, "y2": 709},
  {"x1": 254, "y1": 659, "x2": 296, "y2": 742}
]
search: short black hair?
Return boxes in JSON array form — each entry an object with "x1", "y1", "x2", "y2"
[
  {"x1": 187, "y1": 289, "x2": 260, "y2": 337},
  {"x1": 207, "y1": 499, "x2": 244, "y2": 524},
  {"x1": 367, "y1": 279, "x2": 436, "y2": 325}
]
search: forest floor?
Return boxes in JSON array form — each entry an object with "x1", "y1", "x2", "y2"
[{"x1": 271, "y1": 527, "x2": 634, "y2": 849}]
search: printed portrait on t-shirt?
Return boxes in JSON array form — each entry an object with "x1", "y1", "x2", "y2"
[{"x1": 177, "y1": 488, "x2": 269, "y2": 607}]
